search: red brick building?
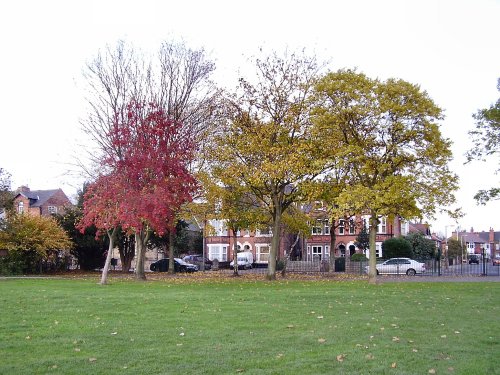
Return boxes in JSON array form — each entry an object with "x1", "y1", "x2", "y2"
[
  {"x1": 204, "y1": 215, "x2": 403, "y2": 264},
  {"x1": 13, "y1": 186, "x2": 72, "y2": 217}
]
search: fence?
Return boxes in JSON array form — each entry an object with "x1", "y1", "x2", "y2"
[{"x1": 282, "y1": 258, "x2": 500, "y2": 277}]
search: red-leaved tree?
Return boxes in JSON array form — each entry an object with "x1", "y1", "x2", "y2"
[{"x1": 79, "y1": 101, "x2": 198, "y2": 282}]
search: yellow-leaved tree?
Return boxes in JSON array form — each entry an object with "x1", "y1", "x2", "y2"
[
  {"x1": 312, "y1": 69, "x2": 460, "y2": 284},
  {"x1": 209, "y1": 51, "x2": 331, "y2": 280},
  {"x1": 0, "y1": 213, "x2": 72, "y2": 273}
]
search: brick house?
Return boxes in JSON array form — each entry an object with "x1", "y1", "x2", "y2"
[
  {"x1": 452, "y1": 228, "x2": 500, "y2": 259},
  {"x1": 304, "y1": 215, "x2": 402, "y2": 260},
  {"x1": 13, "y1": 186, "x2": 72, "y2": 217},
  {"x1": 203, "y1": 214, "x2": 402, "y2": 264},
  {"x1": 204, "y1": 220, "x2": 293, "y2": 265}
]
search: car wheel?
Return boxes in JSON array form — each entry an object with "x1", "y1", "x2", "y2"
[
  {"x1": 406, "y1": 269, "x2": 416, "y2": 276},
  {"x1": 376, "y1": 269, "x2": 379, "y2": 275}
]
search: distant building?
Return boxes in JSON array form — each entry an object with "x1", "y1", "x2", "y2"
[
  {"x1": 452, "y1": 228, "x2": 500, "y2": 259},
  {"x1": 12, "y1": 186, "x2": 72, "y2": 217}
]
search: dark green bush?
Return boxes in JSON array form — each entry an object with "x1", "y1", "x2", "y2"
[
  {"x1": 276, "y1": 259, "x2": 285, "y2": 271},
  {"x1": 382, "y1": 237, "x2": 412, "y2": 259},
  {"x1": 351, "y1": 253, "x2": 368, "y2": 262}
]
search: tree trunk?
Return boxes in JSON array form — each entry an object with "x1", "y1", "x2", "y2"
[
  {"x1": 118, "y1": 234, "x2": 135, "y2": 273},
  {"x1": 168, "y1": 230, "x2": 175, "y2": 274},
  {"x1": 281, "y1": 234, "x2": 300, "y2": 277},
  {"x1": 267, "y1": 205, "x2": 282, "y2": 280},
  {"x1": 134, "y1": 228, "x2": 149, "y2": 280},
  {"x1": 329, "y1": 220, "x2": 336, "y2": 273},
  {"x1": 232, "y1": 228, "x2": 239, "y2": 276},
  {"x1": 368, "y1": 213, "x2": 378, "y2": 285},
  {"x1": 100, "y1": 228, "x2": 117, "y2": 285}
]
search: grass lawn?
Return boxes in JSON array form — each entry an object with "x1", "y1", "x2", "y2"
[{"x1": 0, "y1": 275, "x2": 499, "y2": 374}]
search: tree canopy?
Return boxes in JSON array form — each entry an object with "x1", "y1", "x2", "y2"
[
  {"x1": 312, "y1": 69, "x2": 459, "y2": 283},
  {"x1": 0, "y1": 168, "x2": 13, "y2": 213},
  {"x1": 466, "y1": 78, "x2": 500, "y2": 204},
  {"x1": 79, "y1": 102, "x2": 198, "y2": 280},
  {"x1": 209, "y1": 51, "x2": 327, "y2": 279},
  {"x1": 405, "y1": 231, "x2": 436, "y2": 260},
  {"x1": 0, "y1": 213, "x2": 72, "y2": 273}
]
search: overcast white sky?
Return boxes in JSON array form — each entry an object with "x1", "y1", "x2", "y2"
[{"x1": 1, "y1": 0, "x2": 499, "y2": 236}]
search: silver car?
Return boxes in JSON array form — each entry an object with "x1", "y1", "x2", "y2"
[{"x1": 365, "y1": 257, "x2": 425, "y2": 276}]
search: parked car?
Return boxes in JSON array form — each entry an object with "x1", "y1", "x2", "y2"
[
  {"x1": 150, "y1": 258, "x2": 198, "y2": 273},
  {"x1": 468, "y1": 255, "x2": 480, "y2": 264},
  {"x1": 183, "y1": 255, "x2": 213, "y2": 270},
  {"x1": 492, "y1": 256, "x2": 500, "y2": 266},
  {"x1": 230, "y1": 252, "x2": 254, "y2": 270},
  {"x1": 365, "y1": 258, "x2": 426, "y2": 276}
]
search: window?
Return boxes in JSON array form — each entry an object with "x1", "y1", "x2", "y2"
[
  {"x1": 338, "y1": 220, "x2": 345, "y2": 235},
  {"x1": 17, "y1": 201, "x2": 24, "y2": 214},
  {"x1": 208, "y1": 244, "x2": 228, "y2": 261},
  {"x1": 375, "y1": 242, "x2": 382, "y2": 257},
  {"x1": 48, "y1": 206, "x2": 58, "y2": 214},
  {"x1": 256, "y1": 227, "x2": 272, "y2": 237},
  {"x1": 256, "y1": 244, "x2": 270, "y2": 262},
  {"x1": 377, "y1": 217, "x2": 387, "y2": 234},
  {"x1": 312, "y1": 246, "x2": 322, "y2": 260},
  {"x1": 325, "y1": 245, "x2": 330, "y2": 259},
  {"x1": 312, "y1": 221, "x2": 322, "y2": 235},
  {"x1": 348, "y1": 219, "x2": 355, "y2": 235},
  {"x1": 324, "y1": 221, "x2": 330, "y2": 235},
  {"x1": 209, "y1": 220, "x2": 228, "y2": 236}
]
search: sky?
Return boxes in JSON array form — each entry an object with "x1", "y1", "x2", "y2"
[{"x1": 1, "y1": 0, "x2": 499, "y2": 236}]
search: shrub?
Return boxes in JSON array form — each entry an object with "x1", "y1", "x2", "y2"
[
  {"x1": 276, "y1": 259, "x2": 285, "y2": 271},
  {"x1": 351, "y1": 253, "x2": 368, "y2": 262},
  {"x1": 382, "y1": 237, "x2": 412, "y2": 259}
]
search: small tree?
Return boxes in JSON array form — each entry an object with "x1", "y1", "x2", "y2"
[
  {"x1": 382, "y1": 237, "x2": 412, "y2": 259},
  {"x1": 447, "y1": 238, "x2": 465, "y2": 260},
  {"x1": 55, "y1": 205, "x2": 107, "y2": 270},
  {"x1": 355, "y1": 221, "x2": 370, "y2": 255},
  {"x1": 0, "y1": 213, "x2": 72, "y2": 274},
  {"x1": 405, "y1": 231, "x2": 436, "y2": 260}
]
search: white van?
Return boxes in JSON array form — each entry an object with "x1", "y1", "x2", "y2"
[{"x1": 230, "y1": 251, "x2": 254, "y2": 270}]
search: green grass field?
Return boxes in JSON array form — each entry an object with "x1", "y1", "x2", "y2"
[{"x1": 0, "y1": 276, "x2": 499, "y2": 374}]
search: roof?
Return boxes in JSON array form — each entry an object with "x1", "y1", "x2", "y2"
[
  {"x1": 15, "y1": 188, "x2": 68, "y2": 208},
  {"x1": 409, "y1": 222, "x2": 431, "y2": 236},
  {"x1": 456, "y1": 232, "x2": 486, "y2": 244},
  {"x1": 476, "y1": 231, "x2": 500, "y2": 242}
]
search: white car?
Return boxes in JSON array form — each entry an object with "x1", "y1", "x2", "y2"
[{"x1": 365, "y1": 257, "x2": 426, "y2": 276}]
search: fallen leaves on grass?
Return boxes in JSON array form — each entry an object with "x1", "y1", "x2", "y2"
[
  {"x1": 318, "y1": 338, "x2": 326, "y2": 343},
  {"x1": 391, "y1": 362, "x2": 397, "y2": 368},
  {"x1": 336, "y1": 354, "x2": 345, "y2": 362}
]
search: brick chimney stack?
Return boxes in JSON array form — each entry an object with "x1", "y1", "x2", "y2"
[
  {"x1": 490, "y1": 228, "x2": 495, "y2": 243},
  {"x1": 17, "y1": 186, "x2": 30, "y2": 194}
]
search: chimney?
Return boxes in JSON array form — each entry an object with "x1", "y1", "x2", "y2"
[
  {"x1": 470, "y1": 227, "x2": 474, "y2": 233},
  {"x1": 490, "y1": 228, "x2": 495, "y2": 243},
  {"x1": 17, "y1": 186, "x2": 30, "y2": 194}
]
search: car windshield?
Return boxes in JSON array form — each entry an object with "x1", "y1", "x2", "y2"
[{"x1": 175, "y1": 258, "x2": 188, "y2": 265}]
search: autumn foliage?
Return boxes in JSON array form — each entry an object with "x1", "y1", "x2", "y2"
[{"x1": 78, "y1": 101, "x2": 198, "y2": 238}]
